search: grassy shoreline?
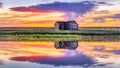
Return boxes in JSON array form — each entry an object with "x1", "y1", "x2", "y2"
[
  {"x1": 0, "y1": 30, "x2": 120, "y2": 41},
  {"x1": 0, "y1": 30, "x2": 120, "y2": 35},
  {"x1": 0, "y1": 34, "x2": 119, "y2": 41}
]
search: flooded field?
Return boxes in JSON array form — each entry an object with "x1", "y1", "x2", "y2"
[{"x1": 0, "y1": 40, "x2": 120, "y2": 68}]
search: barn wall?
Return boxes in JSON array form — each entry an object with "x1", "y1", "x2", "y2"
[
  {"x1": 55, "y1": 21, "x2": 78, "y2": 30},
  {"x1": 67, "y1": 21, "x2": 78, "y2": 30},
  {"x1": 55, "y1": 22, "x2": 66, "y2": 30},
  {"x1": 55, "y1": 23, "x2": 59, "y2": 30}
]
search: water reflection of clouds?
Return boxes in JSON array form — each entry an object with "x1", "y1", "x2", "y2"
[
  {"x1": 10, "y1": 50, "x2": 96, "y2": 67},
  {"x1": 92, "y1": 45, "x2": 120, "y2": 55},
  {"x1": 103, "y1": 50, "x2": 120, "y2": 55},
  {"x1": 0, "y1": 41, "x2": 120, "y2": 68},
  {"x1": 0, "y1": 60, "x2": 3, "y2": 65},
  {"x1": 93, "y1": 46, "x2": 106, "y2": 51}
]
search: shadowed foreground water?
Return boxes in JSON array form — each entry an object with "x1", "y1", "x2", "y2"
[{"x1": 0, "y1": 40, "x2": 120, "y2": 68}]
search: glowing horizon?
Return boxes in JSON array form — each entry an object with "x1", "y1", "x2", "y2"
[{"x1": 0, "y1": 0, "x2": 120, "y2": 27}]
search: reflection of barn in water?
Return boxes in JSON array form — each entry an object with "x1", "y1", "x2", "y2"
[
  {"x1": 55, "y1": 21, "x2": 78, "y2": 30},
  {"x1": 54, "y1": 41, "x2": 78, "y2": 50}
]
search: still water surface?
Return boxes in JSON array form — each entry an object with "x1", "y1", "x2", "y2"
[{"x1": 0, "y1": 41, "x2": 120, "y2": 68}]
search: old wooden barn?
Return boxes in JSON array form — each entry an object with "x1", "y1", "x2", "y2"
[{"x1": 55, "y1": 21, "x2": 78, "y2": 30}]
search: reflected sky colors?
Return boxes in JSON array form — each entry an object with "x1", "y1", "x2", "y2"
[
  {"x1": 0, "y1": 0, "x2": 120, "y2": 27},
  {"x1": 0, "y1": 41, "x2": 120, "y2": 68}
]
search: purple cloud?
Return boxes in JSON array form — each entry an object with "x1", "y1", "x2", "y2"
[
  {"x1": 92, "y1": 1, "x2": 114, "y2": 6},
  {"x1": 93, "y1": 17, "x2": 106, "y2": 23},
  {"x1": 112, "y1": 14, "x2": 120, "y2": 19},
  {"x1": 10, "y1": 1, "x2": 96, "y2": 14},
  {"x1": 97, "y1": 2, "x2": 113, "y2": 5},
  {"x1": 10, "y1": 1, "x2": 111, "y2": 21},
  {"x1": 10, "y1": 1, "x2": 97, "y2": 21},
  {"x1": 0, "y1": 3, "x2": 2, "y2": 8},
  {"x1": 0, "y1": 60, "x2": 3, "y2": 65}
]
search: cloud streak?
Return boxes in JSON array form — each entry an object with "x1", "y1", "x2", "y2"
[
  {"x1": 93, "y1": 17, "x2": 106, "y2": 23},
  {"x1": 0, "y1": 2, "x2": 2, "y2": 8},
  {"x1": 10, "y1": 1, "x2": 96, "y2": 14},
  {"x1": 10, "y1": 1, "x2": 112, "y2": 21},
  {"x1": 10, "y1": 1, "x2": 97, "y2": 21},
  {"x1": 112, "y1": 14, "x2": 120, "y2": 19}
]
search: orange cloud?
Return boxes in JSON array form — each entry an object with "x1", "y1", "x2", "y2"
[
  {"x1": 78, "y1": 11, "x2": 120, "y2": 27},
  {"x1": 0, "y1": 8, "x2": 120, "y2": 27},
  {"x1": 0, "y1": 10, "x2": 65, "y2": 27}
]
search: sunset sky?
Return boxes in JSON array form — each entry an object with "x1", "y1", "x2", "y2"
[{"x1": 0, "y1": 0, "x2": 120, "y2": 27}]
